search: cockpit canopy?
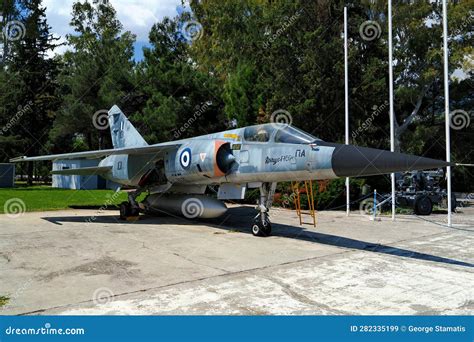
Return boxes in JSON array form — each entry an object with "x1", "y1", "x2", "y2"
[{"x1": 243, "y1": 123, "x2": 320, "y2": 144}]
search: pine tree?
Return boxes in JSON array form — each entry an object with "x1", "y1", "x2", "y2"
[
  {"x1": 134, "y1": 13, "x2": 225, "y2": 143},
  {"x1": 0, "y1": 0, "x2": 60, "y2": 184},
  {"x1": 50, "y1": 0, "x2": 136, "y2": 151}
]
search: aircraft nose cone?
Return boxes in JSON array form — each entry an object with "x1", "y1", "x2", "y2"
[{"x1": 322, "y1": 143, "x2": 451, "y2": 178}]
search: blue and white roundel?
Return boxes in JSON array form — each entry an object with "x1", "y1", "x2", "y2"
[{"x1": 179, "y1": 148, "x2": 192, "y2": 169}]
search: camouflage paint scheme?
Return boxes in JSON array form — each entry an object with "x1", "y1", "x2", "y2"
[{"x1": 11, "y1": 105, "x2": 451, "y2": 236}]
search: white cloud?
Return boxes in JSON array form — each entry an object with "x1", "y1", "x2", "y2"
[
  {"x1": 43, "y1": 0, "x2": 181, "y2": 56},
  {"x1": 113, "y1": 0, "x2": 179, "y2": 40}
]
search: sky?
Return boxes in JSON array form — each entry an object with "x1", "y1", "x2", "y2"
[
  {"x1": 41, "y1": 1, "x2": 470, "y2": 79},
  {"x1": 43, "y1": 0, "x2": 182, "y2": 60}
]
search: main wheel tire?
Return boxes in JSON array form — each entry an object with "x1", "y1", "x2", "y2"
[
  {"x1": 119, "y1": 201, "x2": 131, "y2": 220},
  {"x1": 130, "y1": 206, "x2": 140, "y2": 217},
  {"x1": 414, "y1": 196, "x2": 432, "y2": 216}
]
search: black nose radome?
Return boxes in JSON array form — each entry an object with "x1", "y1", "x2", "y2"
[{"x1": 320, "y1": 143, "x2": 452, "y2": 178}]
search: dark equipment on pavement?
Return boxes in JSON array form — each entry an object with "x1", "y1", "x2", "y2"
[{"x1": 393, "y1": 169, "x2": 456, "y2": 215}]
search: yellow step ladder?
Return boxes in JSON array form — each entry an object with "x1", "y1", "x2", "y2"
[{"x1": 291, "y1": 180, "x2": 316, "y2": 227}]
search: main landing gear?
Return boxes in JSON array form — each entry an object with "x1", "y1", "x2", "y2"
[
  {"x1": 119, "y1": 201, "x2": 140, "y2": 220},
  {"x1": 119, "y1": 188, "x2": 142, "y2": 220},
  {"x1": 251, "y1": 182, "x2": 277, "y2": 237}
]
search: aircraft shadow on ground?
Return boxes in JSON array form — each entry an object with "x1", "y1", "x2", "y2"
[{"x1": 42, "y1": 206, "x2": 474, "y2": 268}]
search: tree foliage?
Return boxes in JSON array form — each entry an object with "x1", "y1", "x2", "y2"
[
  {"x1": 0, "y1": 0, "x2": 60, "y2": 183},
  {"x1": 0, "y1": 0, "x2": 472, "y2": 191},
  {"x1": 132, "y1": 11, "x2": 225, "y2": 143},
  {"x1": 49, "y1": 0, "x2": 136, "y2": 151}
]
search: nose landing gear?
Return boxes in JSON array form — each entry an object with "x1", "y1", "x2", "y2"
[
  {"x1": 252, "y1": 212, "x2": 272, "y2": 237},
  {"x1": 251, "y1": 182, "x2": 277, "y2": 237}
]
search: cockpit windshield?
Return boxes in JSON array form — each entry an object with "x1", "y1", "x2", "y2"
[
  {"x1": 243, "y1": 125, "x2": 275, "y2": 142},
  {"x1": 242, "y1": 123, "x2": 319, "y2": 144},
  {"x1": 274, "y1": 125, "x2": 319, "y2": 144}
]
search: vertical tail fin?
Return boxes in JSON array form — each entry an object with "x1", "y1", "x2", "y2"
[{"x1": 108, "y1": 105, "x2": 148, "y2": 149}]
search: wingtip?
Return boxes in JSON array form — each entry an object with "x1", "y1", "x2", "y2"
[{"x1": 9, "y1": 156, "x2": 26, "y2": 163}]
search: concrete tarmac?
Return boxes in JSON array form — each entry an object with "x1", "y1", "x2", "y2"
[{"x1": 1, "y1": 205, "x2": 473, "y2": 315}]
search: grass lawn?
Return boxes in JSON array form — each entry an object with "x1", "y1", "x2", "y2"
[
  {"x1": 0, "y1": 185, "x2": 128, "y2": 214},
  {"x1": 0, "y1": 296, "x2": 9, "y2": 308}
]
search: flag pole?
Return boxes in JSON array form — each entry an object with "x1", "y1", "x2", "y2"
[
  {"x1": 388, "y1": 0, "x2": 396, "y2": 221},
  {"x1": 442, "y1": 0, "x2": 452, "y2": 226},
  {"x1": 344, "y1": 6, "x2": 350, "y2": 216}
]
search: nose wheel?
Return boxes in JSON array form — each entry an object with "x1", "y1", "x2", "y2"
[
  {"x1": 252, "y1": 213, "x2": 272, "y2": 237},
  {"x1": 251, "y1": 182, "x2": 276, "y2": 237}
]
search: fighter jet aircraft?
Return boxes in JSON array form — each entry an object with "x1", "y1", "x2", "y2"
[{"x1": 11, "y1": 105, "x2": 454, "y2": 236}]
